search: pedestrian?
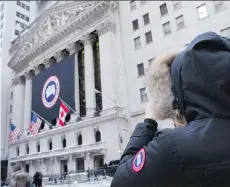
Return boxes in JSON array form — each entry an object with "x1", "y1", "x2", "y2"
[
  {"x1": 111, "y1": 32, "x2": 230, "y2": 187},
  {"x1": 10, "y1": 164, "x2": 30, "y2": 187},
  {"x1": 32, "y1": 172, "x2": 42, "y2": 187}
]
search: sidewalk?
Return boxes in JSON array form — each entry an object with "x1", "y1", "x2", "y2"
[{"x1": 45, "y1": 177, "x2": 112, "y2": 187}]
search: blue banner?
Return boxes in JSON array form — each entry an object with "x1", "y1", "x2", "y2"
[{"x1": 32, "y1": 55, "x2": 75, "y2": 123}]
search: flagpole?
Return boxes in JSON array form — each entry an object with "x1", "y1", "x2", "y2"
[
  {"x1": 31, "y1": 110, "x2": 53, "y2": 127},
  {"x1": 58, "y1": 97, "x2": 79, "y2": 116}
]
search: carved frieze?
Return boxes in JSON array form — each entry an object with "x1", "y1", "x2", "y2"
[
  {"x1": 8, "y1": 1, "x2": 118, "y2": 74},
  {"x1": 97, "y1": 19, "x2": 116, "y2": 36}
]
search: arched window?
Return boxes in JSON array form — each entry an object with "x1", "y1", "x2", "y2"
[
  {"x1": 39, "y1": 121, "x2": 45, "y2": 131},
  {"x1": 48, "y1": 139, "x2": 52, "y2": 150},
  {"x1": 16, "y1": 146, "x2": 19, "y2": 156},
  {"x1": 65, "y1": 113, "x2": 70, "y2": 123},
  {"x1": 37, "y1": 142, "x2": 40, "y2": 152},
  {"x1": 26, "y1": 144, "x2": 29, "y2": 154},
  {"x1": 78, "y1": 134, "x2": 82, "y2": 145},
  {"x1": 62, "y1": 137, "x2": 66, "y2": 148},
  {"x1": 95, "y1": 131, "x2": 101, "y2": 142},
  {"x1": 51, "y1": 118, "x2": 57, "y2": 126}
]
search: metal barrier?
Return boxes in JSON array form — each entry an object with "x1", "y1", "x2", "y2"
[{"x1": 44, "y1": 167, "x2": 117, "y2": 185}]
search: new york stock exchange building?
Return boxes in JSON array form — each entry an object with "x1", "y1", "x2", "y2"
[{"x1": 8, "y1": 1, "x2": 131, "y2": 183}]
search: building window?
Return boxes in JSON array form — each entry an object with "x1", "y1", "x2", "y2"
[
  {"x1": 220, "y1": 27, "x2": 230, "y2": 37},
  {"x1": 160, "y1": 3, "x2": 168, "y2": 16},
  {"x1": 145, "y1": 31, "x2": 153, "y2": 44},
  {"x1": 140, "y1": 88, "x2": 148, "y2": 102},
  {"x1": 9, "y1": 105, "x2": 12, "y2": 113},
  {"x1": 16, "y1": 12, "x2": 20, "y2": 17},
  {"x1": 132, "y1": 19, "x2": 139, "y2": 31},
  {"x1": 62, "y1": 137, "x2": 66, "y2": 148},
  {"x1": 137, "y1": 63, "x2": 144, "y2": 76},
  {"x1": 130, "y1": 1, "x2": 136, "y2": 11},
  {"x1": 172, "y1": 1, "x2": 182, "y2": 10},
  {"x1": 76, "y1": 158, "x2": 84, "y2": 172},
  {"x1": 163, "y1": 21, "x2": 172, "y2": 36},
  {"x1": 213, "y1": 1, "x2": 225, "y2": 12},
  {"x1": 26, "y1": 144, "x2": 29, "y2": 154},
  {"x1": 17, "y1": 1, "x2": 30, "y2": 11},
  {"x1": 148, "y1": 58, "x2": 155, "y2": 65},
  {"x1": 143, "y1": 13, "x2": 150, "y2": 25},
  {"x1": 134, "y1": 36, "x2": 141, "y2": 50},
  {"x1": 176, "y1": 15, "x2": 185, "y2": 30},
  {"x1": 26, "y1": 5, "x2": 30, "y2": 11},
  {"x1": 25, "y1": 164, "x2": 29, "y2": 173},
  {"x1": 16, "y1": 146, "x2": 19, "y2": 156},
  {"x1": 48, "y1": 139, "x2": 52, "y2": 150},
  {"x1": 16, "y1": 20, "x2": 27, "y2": 29},
  {"x1": 78, "y1": 134, "x2": 82, "y2": 145},
  {"x1": 197, "y1": 4, "x2": 208, "y2": 20},
  {"x1": 95, "y1": 130, "x2": 101, "y2": 142},
  {"x1": 37, "y1": 143, "x2": 40, "y2": 152},
  {"x1": 16, "y1": 12, "x2": 29, "y2": 22}
]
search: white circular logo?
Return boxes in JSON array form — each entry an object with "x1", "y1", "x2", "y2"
[{"x1": 42, "y1": 76, "x2": 60, "y2": 108}]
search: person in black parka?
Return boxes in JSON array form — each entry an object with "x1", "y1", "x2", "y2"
[
  {"x1": 32, "y1": 172, "x2": 42, "y2": 187},
  {"x1": 111, "y1": 32, "x2": 230, "y2": 187}
]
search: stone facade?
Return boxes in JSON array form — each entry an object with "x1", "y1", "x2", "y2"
[{"x1": 8, "y1": 1, "x2": 130, "y2": 178}]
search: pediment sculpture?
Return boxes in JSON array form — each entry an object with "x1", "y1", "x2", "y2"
[
  {"x1": 19, "y1": 9, "x2": 81, "y2": 59},
  {"x1": 12, "y1": 1, "x2": 97, "y2": 62}
]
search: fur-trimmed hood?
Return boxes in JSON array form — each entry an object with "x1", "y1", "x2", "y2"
[
  {"x1": 147, "y1": 52, "x2": 178, "y2": 121},
  {"x1": 147, "y1": 32, "x2": 230, "y2": 122},
  {"x1": 11, "y1": 170, "x2": 28, "y2": 186}
]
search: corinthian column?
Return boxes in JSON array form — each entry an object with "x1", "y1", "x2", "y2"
[
  {"x1": 97, "y1": 20, "x2": 117, "y2": 110},
  {"x1": 12, "y1": 77, "x2": 25, "y2": 130},
  {"x1": 67, "y1": 42, "x2": 82, "y2": 118},
  {"x1": 83, "y1": 34, "x2": 96, "y2": 116},
  {"x1": 23, "y1": 71, "x2": 33, "y2": 132}
]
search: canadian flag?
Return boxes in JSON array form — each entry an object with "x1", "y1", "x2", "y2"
[{"x1": 59, "y1": 101, "x2": 69, "y2": 126}]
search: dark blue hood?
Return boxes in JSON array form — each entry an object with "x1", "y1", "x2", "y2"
[{"x1": 171, "y1": 32, "x2": 230, "y2": 123}]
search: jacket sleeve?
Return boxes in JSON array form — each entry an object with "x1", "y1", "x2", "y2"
[
  {"x1": 111, "y1": 119, "x2": 182, "y2": 187},
  {"x1": 10, "y1": 178, "x2": 16, "y2": 187}
]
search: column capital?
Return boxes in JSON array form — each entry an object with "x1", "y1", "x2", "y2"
[
  {"x1": 66, "y1": 42, "x2": 83, "y2": 55},
  {"x1": 54, "y1": 157, "x2": 60, "y2": 163},
  {"x1": 68, "y1": 154, "x2": 74, "y2": 161},
  {"x1": 82, "y1": 33, "x2": 96, "y2": 46},
  {"x1": 24, "y1": 71, "x2": 34, "y2": 81},
  {"x1": 97, "y1": 20, "x2": 116, "y2": 37},
  {"x1": 12, "y1": 76, "x2": 25, "y2": 86}
]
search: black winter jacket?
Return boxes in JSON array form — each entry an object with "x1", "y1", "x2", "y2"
[{"x1": 111, "y1": 32, "x2": 230, "y2": 187}]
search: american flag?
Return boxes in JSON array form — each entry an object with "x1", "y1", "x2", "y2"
[
  {"x1": 30, "y1": 112, "x2": 42, "y2": 136},
  {"x1": 9, "y1": 123, "x2": 20, "y2": 144}
]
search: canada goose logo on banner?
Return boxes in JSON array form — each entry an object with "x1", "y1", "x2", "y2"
[{"x1": 42, "y1": 76, "x2": 60, "y2": 108}]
